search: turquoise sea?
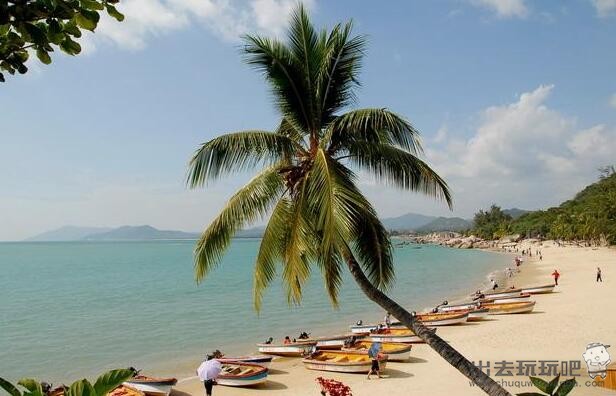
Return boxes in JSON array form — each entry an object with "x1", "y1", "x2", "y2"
[{"x1": 0, "y1": 240, "x2": 510, "y2": 384}]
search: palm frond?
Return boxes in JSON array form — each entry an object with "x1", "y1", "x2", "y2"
[
  {"x1": 317, "y1": 21, "x2": 365, "y2": 126},
  {"x1": 352, "y1": 207, "x2": 395, "y2": 290},
  {"x1": 275, "y1": 117, "x2": 306, "y2": 147},
  {"x1": 303, "y1": 148, "x2": 371, "y2": 304},
  {"x1": 281, "y1": 186, "x2": 315, "y2": 305},
  {"x1": 253, "y1": 197, "x2": 292, "y2": 311},
  {"x1": 324, "y1": 108, "x2": 423, "y2": 155},
  {"x1": 194, "y1": 166, "x2": 284, "y2": 282},
  {"x1": 242, "y1": 34, "x2": 314, "y2": 134},
  {"x1": 187, "y1": 131, "x2": 296, "y2": 187},
  {"x1": 344, "y1": 141, "x2": 452, "y2": 209}
]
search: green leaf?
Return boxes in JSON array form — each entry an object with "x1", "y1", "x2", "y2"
[
  {"x1": 93, "y1": 369, "x2": 136, "y2": 396},
  {"x1": 0, "y1": 24, "x2": 10, "y2": 36},
  {"x1": 66, "y1": 379, "x2": 95, "y2": 396},
  {"x1": 529, "y1": 377, "x2": 549, "y2": 393},
  {"x1": 63, "y1": 22, "x2": 82, "y2": 38},
  {"x1": 105, "y1": 4, "x2": 124, "y2": 22},
  {"x1": 546, "y1": 374, "x2": 560, "y2": 394},
  {"x1": 60, "y1": 37, "x2": 81, "y2": 55},
  {"x1": 36, "y1": 48, "x2": 52, "y2": 64},
  {"x1": 48, "y1": 20, "x2": 64, "y2": 44},
  {"x1": 75, "y1": 10, "x2": 98, "y2": 31},
  {"x1": 16, "y1": 379, "x2": 42, "y2": 396},
  {"x1": 555, "y1": 378, "x2": 577, "y2": 396},
  {"x1": 24, "y1": 23, "x2": 48, "y2": 45},
  {"x1": 0, "y1": 377, "x2": 22, "y2": 396},
  {"x1": 80, "y1": 0, "x2": 104, "y2": 11}
]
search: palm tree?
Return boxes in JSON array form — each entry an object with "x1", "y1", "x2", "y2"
[{"x1": 187, "y1": 5, "x2": 511, "y2": 396}]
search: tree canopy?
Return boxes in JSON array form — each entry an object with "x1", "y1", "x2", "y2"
[{"x1": 0, "y1": 0, "x2": 124, "y2": 82}]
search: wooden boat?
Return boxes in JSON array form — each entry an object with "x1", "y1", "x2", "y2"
[
  {"x1": 109, "y1": 386, "x2": 146, "y2": 396},
  {"x1": 350, "y1": 323, "x2": 381, "y2": 334},
  {"x1": 216, "y1": 362, "x2": 268, "y2": 387},
  {"x1": 124, "y1": 376, "x2": 177, "y2": 396},
  {"x1": 481, "y1": 293, "x2": 532, "y2": 304},
  {"x1": 521, "y1": 284, "x2": 555, "y2": 295},
  {"x1": 471, "y1": 288, "x2": 523, "y2": 299},
  {"x1": 414, "y1": 311, "x2": 469, "y2": 326},
  {"x1": 342, "y1": 341, "x2": 412, "y2": 361},
  {"x1": 303, "y1": 351, "x2": 388, "y2": 373},
  {"x1": 303, "y1": 334, "x2": 352, "y2": 350},
  {"x1": 256, "y1": 340, "x2": 316, "y2": 356},
  {"x1": 483, "y1": 301, "x2": 536, "y2": 315},
  {"x1": 217, "y1": 355, "x2": 273, "y2": 368},
  {"x1": 366, "y1": 327, "x2": 436, "y2": 344}
]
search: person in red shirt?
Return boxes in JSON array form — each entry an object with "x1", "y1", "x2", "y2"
[{"x1": 552, "y1": 269, "x2": 560, "y2": 285}]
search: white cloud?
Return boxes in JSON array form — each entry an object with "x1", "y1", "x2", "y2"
[
  {"x1": 425, "y1": 85, "x2": 616, "y2": 215},
  {"x1": 92, "y1": 0, "x2": 315, "y2": 50},
  {"x1": 591, "y1": 0, "x2": 616, "y2": 17},
  {"x1": 610, "y1": 93, "x2": 616, "y2": 109},
  {"x1": 468, "y1": 0, "x2": 528, "y2": 18}
]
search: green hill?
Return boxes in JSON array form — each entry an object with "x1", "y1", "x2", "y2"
[{"x1": 471, "y1": 172, "x2": 616, "y2": 244}]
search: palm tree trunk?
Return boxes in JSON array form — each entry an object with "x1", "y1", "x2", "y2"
[{"x1": 344, "y1": 251, "x2": 512, "y2": 396}]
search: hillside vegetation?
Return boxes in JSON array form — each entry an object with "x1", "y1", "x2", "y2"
[{"x1": 471, "y1": 171, "x2": 616, "y2": 244}]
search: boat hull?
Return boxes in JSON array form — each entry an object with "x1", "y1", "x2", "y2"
[
  {"x1": 485, "y1": 301, "x2": 536, "y2": 315},
  {"x1": 342, "y1": 343, "x2": 412, "y2": 361},
  {"x1": 122, "y1": 384, "x2": 172, "y2": 396},
  {"x1": 217, "y1": 355, "x2": 273, "y2": 368},
  {"x1": 303, "y1": 352, "x2": 388, "y2": 373},
  {"x1": 364, "y1": 334, "x2": 422, "y2": 343},
  {"x1": 418, "y1": 313, "x2": 468, "y2": 326},
  {"x1": 467, "y1": 309, "x2": 489, "y2": 321},
  {"x1": 217, "y1": 362, "x2": 268, "y2": 387},
  {"x1": 521, "y1": 284, "x2": 555, "y2": 294},
  {"x1": 257, "y1": 342, "x2": 316, "y2": 357}
]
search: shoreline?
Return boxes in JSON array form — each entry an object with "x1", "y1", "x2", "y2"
[{"x1": 174, "y1": 243, "x2": 615, "y2": 395}]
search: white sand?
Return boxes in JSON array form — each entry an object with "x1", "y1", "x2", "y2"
[{"x1": 174, "y1": 244, "x2": 615, "y2": 395}]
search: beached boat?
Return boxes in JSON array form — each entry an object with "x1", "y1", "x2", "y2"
[
  {"x1": 124, "y1": 376, "x2": 177, "y2": 396},
  {"x1": 342, "y1": 341, "x2": 412, "y2": 361},
  {"x1": 440, "y1": 294, "x2": 531, "y2": 313},
  {"x1": 472, "y1": 289, "x2": 523, "y2": 299},
  {"x1": 349, "y1": 323, "x2": 380, "y2": 334},
  {"x1": 216, "y1": 362, "x2": 268, "y2": 387},
  {"x1": 432, "y1": 306, "x2": 488, "y2": 321},
  {"x1": 366, "y1": 327, "x2": 436, "y2": 344},
  {"x1": 303, "y1": 334, "x2": 352, "y2": 350},
  {"x1": 256, "y1": 341, "x2": 316, "y2": 356},
  {"x1": 302, "y1": 351, "x2": 388, "y2": 373},
  {"x1": 414, "y1": 311, "x2": 469, "y2": 326},
  {"x1": 481, "y1": 293, "x2": 532, "y2": 304},
  {"x1": 483, "y1": 301, "x2": 536, "y2": 315},
  {"x1": 521, "y1": 284, "x2": 555, "y2": 294},
  {"x1": 217, "y1": 355, "x2": 273, "y2": 368},
  {"x1": 109, "y1": 386, "x2": 146, "y2": 396}
]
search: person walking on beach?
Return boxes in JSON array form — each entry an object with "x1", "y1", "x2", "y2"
[
  {"x1": 597, "y1": 267, "x2": 603, "y2": 282},
  {"x1": 367, "y1": 343, "x2": 383, "y2": 380},
  {"x1": 551, "y1": 269, "x2": 560, "y2": 286},
  {"x1": 490, "y1": 278, "x2": 499, "y2": 290},
  {"x1": 197, "y1": 354, "x2": 221, "y2": 396}
]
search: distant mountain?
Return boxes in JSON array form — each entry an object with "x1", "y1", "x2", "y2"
[
  {"x1": 83, "y1": 225, "x2": 199, "y2": 240},
  {"x1": 415, "y1": 217, "x2": 472, "y2": 233},
  {"x1": 235, "y1": 226, "x2": 266, "y2": 238},
  {"x1": 503, "y1": 208, "x2": 530, "y2": 219},
  {"x1": 381, "y1": 213, "x2": 436, "y2": 231},
  {"x1": 26, "y1": 226, "x2": 113, "y2": 241}
]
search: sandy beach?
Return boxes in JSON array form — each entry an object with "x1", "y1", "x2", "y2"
[{"x1": 174, "y1": 243, "x2": 615, "y2": 395}]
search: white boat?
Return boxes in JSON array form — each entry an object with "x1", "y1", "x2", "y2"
[
  {"x1": 484, "y1": 301, "x2": 536, "y2": 315},
  {"x1": 304, "y1": 334, "x2": 351, "y2": 350},
  {"x1": 123, "y1": 376, "x2": 177, "y2": 396},
  {"x1": 482, "y1": 294, "x2": 532, "y2": 304},
  {"x1": 521, "y1": 284, "x2": 555, "y2": 294},
  {"x1": 349, "y1": 323, "x2": 380, "y2": 334},
  {"x1": 256, "y1": 341, "x2": 316, "y2": 357},
  {"x1": 302, "y1": 351, "x2": 388, "y2": 373},
  {"x1": 365, "y1": 327, "x2": 436, "y2": 344},
  {"x1": 217, "y1": 355, "x2": 273, "y2": 368},
  {"x1": 471, "y1": 289, "x2": 523, "y2": 299},
  {"x1": 216, "y1": 362, "x2": 268, "y2": 387}
]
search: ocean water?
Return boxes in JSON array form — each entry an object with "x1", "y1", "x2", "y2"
[{"x1": 0, "y1": 240, "x2": 510, "y2": 384}]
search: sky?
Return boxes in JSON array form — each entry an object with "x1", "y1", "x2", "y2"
[{"x1": 1, "y1": 0, "x2": 616, "y2": 241}]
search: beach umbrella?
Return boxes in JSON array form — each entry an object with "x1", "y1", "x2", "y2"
[
  {"x1": 197, "y1": 359, "x2": 222, "y2": 381},
  {"x1": 368, "y1": 342, "x2": 381, "y2": 358}
]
